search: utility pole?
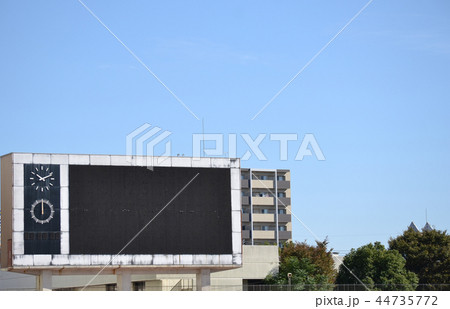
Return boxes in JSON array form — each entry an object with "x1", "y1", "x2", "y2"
[{"x1": 287, "y1": 273, "x2": 292, "y2": 291}]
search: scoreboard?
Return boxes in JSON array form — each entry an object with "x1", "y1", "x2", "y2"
[{"x1": 1, "y1": 153, "x2": 242, "y2": 269}]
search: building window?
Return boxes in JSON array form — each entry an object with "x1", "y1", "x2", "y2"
[
  {"x1": 106, "y1": 284, "x2": 117, "y2": 291},
  {"x1": 261, "y1": 209, "x2": 269, "y2": 214},
  {"x1": 278, "y1": 209, "x2": 286, "y2": 214},
  {"x1": 279, "y1": 226, "x2": 286, "y2": 231},
  {"x1": 262, "y1": 226, "x2": 269, "y2": 231},
  {"x1": 253, "y1": 174, "x2": 272, "y2": 180},
  {"x1": 277, "y1": 175, "x2": 285, "y2": 181},
  {"x1": 133, "y1": 281, "x2": 145, "y2": 291},
  {"x1": 277, "y1": 192, "x2": 286, "y2": 197}
]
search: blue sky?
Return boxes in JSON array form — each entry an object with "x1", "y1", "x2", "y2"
[{"x1": 1, "y1": 0, "x2": 449, "y2": 254}]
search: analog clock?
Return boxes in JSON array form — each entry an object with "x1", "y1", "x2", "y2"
[
  {"x1": 30, "y1": 199, "x2": 55, "y2": 224},
  {"x1": 29, "y1": 165, "x2": 56, "y2": 192}
]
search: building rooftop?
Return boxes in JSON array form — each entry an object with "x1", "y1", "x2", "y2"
[{"x1": 408, "y1": 221, "x2": 435, "y2": 232}]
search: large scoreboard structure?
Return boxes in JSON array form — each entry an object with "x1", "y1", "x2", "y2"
[{"x1": 1, "y1": 153, "x2": 242, "y2": 289}]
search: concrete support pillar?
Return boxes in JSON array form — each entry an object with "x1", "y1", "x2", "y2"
[
  {"x1": 196, "y1": 269, "x2": 211, "y2": 291},
  {"x1": 36, "y1": 270, "x2": 52, "y2": 291},
  {"x1": 117, "y1": 271, "x2": 132, "y2": 291}
]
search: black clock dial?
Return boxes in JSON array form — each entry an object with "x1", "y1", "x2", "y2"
[
  {"x1": 29, "y1": 165, "x2": 56, "y2": 192},
  {"x1": 30, "y1": 199, "x2": 55, "y2": 224}
]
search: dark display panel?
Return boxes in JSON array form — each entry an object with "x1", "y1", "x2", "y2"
[
  {"x1": 69, "y1": 165, "x2": 232, "y2": 255},
  {"x1": 24, "y1": 164, "x2": 61, "y2": 254}
]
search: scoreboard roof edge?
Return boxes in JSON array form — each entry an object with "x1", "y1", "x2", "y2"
[{"x1": 4, "y1": 153, "x2": 241, "y2": 169}]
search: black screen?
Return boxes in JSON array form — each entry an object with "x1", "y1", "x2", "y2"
[{"x1": 69, "y1": 165, "x2": 232, "y2": 254}]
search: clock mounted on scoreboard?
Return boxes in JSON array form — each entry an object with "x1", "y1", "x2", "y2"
[{"x1": 23, "y1": 164, "x2": 61, "y2": 254}]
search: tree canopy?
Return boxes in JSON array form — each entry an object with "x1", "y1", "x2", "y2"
[
  {"x1": 336, "y1": 242, "x2": 418, "y2": 291},
  {"x1": 265, "y1": 240, "x2": 336, "y2": 290},
  {"x1": 389, "y1": 228, "x2": 450, "y2": 290}
]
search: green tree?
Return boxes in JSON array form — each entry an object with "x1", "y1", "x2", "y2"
[
  {"x1": 389, "y1": 228, "x2": 450, "y2": 290},
  {"x1": 265, "y1": 240, "x2": 336, "y2": 290},
  {"x1": 336, "y1": 242, "x2": 418, "y2": 291}
]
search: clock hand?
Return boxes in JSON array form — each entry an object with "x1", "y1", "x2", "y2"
[
  {"x1": 36, "y1": 174, "x2": 45, "y2": 181},
  {"x1": 41, "y1": 200, "x2": 44, "y2": 215},
  {"x1": 41, "y1": 172, "x2": 54, "y2": 181}
]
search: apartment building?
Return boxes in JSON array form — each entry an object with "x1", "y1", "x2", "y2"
[{"x1": 240, "y1": 169, "x2": 292, "y2": 247}]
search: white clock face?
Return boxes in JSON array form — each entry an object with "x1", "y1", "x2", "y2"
[
  {"x1": 30, "y1": 199, "x2": 55, "y2": 224},
  {"x1": 29, "y1": 165, "x2": 55, "y2": 192}
]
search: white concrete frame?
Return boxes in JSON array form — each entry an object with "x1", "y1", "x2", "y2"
[{"x1": 10, "y1": 153, "x2": 242, "y2": 268}]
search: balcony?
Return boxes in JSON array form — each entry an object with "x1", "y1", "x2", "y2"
[
  {"x1": 277, "y1": 180, "x2": 290, "y2": 189},
  {"x1": 278, "y1": 214, "x2": 291, "y2": 223},
  {"x1": 252, "y1": 196, "x2": 275, "y2": 205},
  {"x1": 252, "y1": 179, "x2": 274, "y2": 189},
  {"x1": 242, "y1": 230, "x2": 250, "y2": 239},
  {"x1": 277, "y1": 197, "x2": 291, "y2": 206},
  {"x1": 242, "y1": 213, "x2": 250, "y2": 222},
  {"x1": 253, "y1": 230, "x2": 275, "y2": 239},
  {"x1": 278, "y1": 231, "x2": 292, "y2": 240},
  {"x1": 241, "y1": 196, "x2": 249, "y2": 205},
  {"x1": 252, "y1": 213, "x2": 275, "y2": 223}
]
